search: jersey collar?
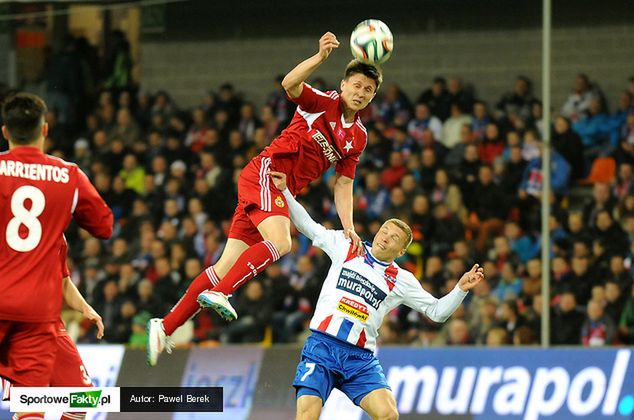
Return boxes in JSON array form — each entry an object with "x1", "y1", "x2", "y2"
[{"x1": 363, "y1": 241, "x2": 390, "y2": 267}]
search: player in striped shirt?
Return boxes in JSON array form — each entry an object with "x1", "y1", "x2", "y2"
[{"x1": 269, "y1": 171, "x2": 484, "y2": 420}]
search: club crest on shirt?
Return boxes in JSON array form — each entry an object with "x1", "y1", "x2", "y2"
[{"x1": 275, "y1": 196, "x2": 285, "y2": 208}]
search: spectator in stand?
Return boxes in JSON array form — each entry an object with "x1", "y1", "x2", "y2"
[
  {"x1": 119, "y1": 153, "x2": 146, "y2": 194},
  {"x1": 486, "y1": 328, "x2": 509, "y2": 346},
  {"x1": 408, "y1": 102, "x2": 443, "y2": 143},
  {"x1": 496, "y1": 76, "x2": 539, "y2": 125},
  {"x1": 551, "y1": 292, "x2": 585, "y2": 345},
  {"x1": 441, "y1": 103, "x2": 473, "y2": 149},
  {"x1": 491, "y1": 261, "x2": 522, "y2": 302},
  {"x1": 380, "y1": 151, "x2": 408, "y2": 189},
  {"x1": 467, "y1": 165, "x2": 508, "y2": 252},
  {"x1": 447, "y1": 78, "x2": 474, "y2": 114},
  {"x1": 608, "y1": 254, "x2": 633, "y2": 294},
  {"x1": 478, "y1": 123, "x2": 505, "y2": 165},
  {"x1": 266, "y1": 75, "x2": 295, "y2": 126},
  {"x1": 604, "y1": 280, "x2": 625, "y2": 325},
  {"x1": 430, "y1": 168, "x2": 466, "y2": 220},
  {"x1": 237, "y1": 102, "x2": 261, "y2": 143},
  {"x1": 359, "y1": 171, "x2": 390, "y2": 221},
  {"x1": 418, "y1": 76, "x2": 452, "y2": 121},
  {"x1": 260, "y1": 104, "x2": 280, "y2": 142},
  {"x1": 495, "y1": 300, "x2": 525, "y2": 336},
  {"x1": 613, "y1": 162, "x2": 634, "y2": 201},
  {"x1": 572, "y1": 97, "x2": 613, "y2": 160},
  {"x1": 581, "y1": 299, "x2": 616, "y2": 346},
  {"x1": 109, "y1": 108, "x2": 141, "y2": 147},
  {"x1": 443, "y1": 123, "x2": 474, "y2": 169},
  {"x1": 552, "y1": 116, "x2": 586, "y2": 182},
  {"x1": 593, "y1": 210, "x2": 629, "y2": 256},
  {"x1": 377, "y1": 83, "x2": 411, "y2": 123},
  {"x1": 561, "y1": 73, "x2": 601, "y2": 122},
  {"x1": 220, "y1": 280, "x2": 272, "y2": 343},
  {"x1": 620, "y1": 283, "x2": 634, "y2": 344},
  {"x1": 517, "y1": 143, "x2": 570, "y2": 231},
  {"x1": 471, "y1": 101, "x2": 491, "y2": 141}
]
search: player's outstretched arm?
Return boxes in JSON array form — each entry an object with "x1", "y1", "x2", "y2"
[
  {"x1": 334, "y1": 174, "x2": 363, "y2": 256},
  {"x1": 281, "y1": 32, "x2": 339, "y2": 99},
  {"x1": 62, "y1": 276, "x2": 104, "y2": 339},
  {"x1": 269, "y1": 171, "x2": 326, "y2": 241},
  {"x1": 405, "y1": 264, "x2": 484, "y2": 323},
  {"x1": 457, "y1": 263, "x2": 485, "y2": 292}
]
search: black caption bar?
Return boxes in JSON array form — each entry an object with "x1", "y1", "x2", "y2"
[{"x1": 120, "y1": 387, "x2": 222, "y2": 412}]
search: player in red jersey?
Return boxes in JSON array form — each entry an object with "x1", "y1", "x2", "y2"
[
  {"x1": 3, "y1": 240, "x2": 104, "y2": 420},
  {"x1": 147, "y1": 32, "x2": 382, "y2": 365},
  {"x1": 0, "y1": 93, "x2": 113, "y2": 391}
]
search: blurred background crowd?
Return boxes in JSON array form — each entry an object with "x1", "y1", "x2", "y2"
[{"x1": 1, "y1": 29, "x2": 633, "y2": 350}]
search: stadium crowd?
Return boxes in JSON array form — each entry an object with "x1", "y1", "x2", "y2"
[{"x1": 2, "y1": 40, "x2": 634, "y2": 349}]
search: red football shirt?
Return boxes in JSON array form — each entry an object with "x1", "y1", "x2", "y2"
[
  {"x1": 263, "y1": 83, "x2": 367, "y2": 194},
  {"x1": 0, "y1": 146, "x2": 113, "y2": 322}
]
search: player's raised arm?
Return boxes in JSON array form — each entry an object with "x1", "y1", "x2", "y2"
[
  {"x1": 281, "y1": 32, "x2": 339, "y2": 99},
  {"x1": 404, "y1": 264, "x2": 484, "y2": 323},
  {"x1": 334, "y1": 173, "x2": 363, "y2": 255},
  {"x1": 269, "y1": 171, "x2": 326, "y2": 241}
]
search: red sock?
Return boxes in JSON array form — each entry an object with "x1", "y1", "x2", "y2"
[
  {"x1": 162, "y1": 266, "x2": 220, "y2": 336},
  {"x1": 60, "y1": 413, "x2": 86, "y2": 420},
  {"x1": 212, "y1": 240, "x2": 280, "y2": 295},
  {"x1": 14, "y1": 414, "x2": 44, "y2": 420}
]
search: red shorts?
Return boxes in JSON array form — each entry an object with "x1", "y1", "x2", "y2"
[
  {"x1": 0, "y1": 320, "x2": 57, "y2": 386},
  {"x1": 2, "y1": 329, "x2": 91, "y2": 400},
  {"x1": 228, "y1": 155, "x2": 289, "y2": 245},
  {"x1": 50, "y1": 331, "x2": 92, "y2": 387}
]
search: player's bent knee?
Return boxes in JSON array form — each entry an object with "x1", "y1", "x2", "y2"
[
  {"x1": 269, "y1": 236, "x2": 292, "y2": 256},
  {"x1": 372, "y1": 409, "x2": 398, "y2": 420}
]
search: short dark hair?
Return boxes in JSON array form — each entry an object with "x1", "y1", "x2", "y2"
[
  {"x1": 344, "y1": 60, "x2": 383, "y2": 91},
  {"x1": 2, "y1": 93, "x2": 47, "y2": 144}
]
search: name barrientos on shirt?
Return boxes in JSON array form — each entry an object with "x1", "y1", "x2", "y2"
[{"x1": 0, "y1": 160, "x2": 70, "y2": 183}]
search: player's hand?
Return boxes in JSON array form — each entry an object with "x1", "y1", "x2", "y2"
[
  {"x1": 318, "y1": 32, "x2": 339, "y2": 61},
  {"x1": 345, "y1": 228, "x2": 364, "y2": 256},
  {"x1": 458, "y1": 264, "x2": 484, "y2": 292},
  {"x1": 269, "y1": 171, "x2": 287, "y2": 191},
  {"x1": 82, "y1": 304, "x2": 105, "y2": 339}
]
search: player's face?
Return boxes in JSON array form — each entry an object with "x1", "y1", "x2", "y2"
[
  {"x1": 340, "y1": 73, "x2": 377, "y2": 112},
  {"x1": 371, "y1": 222, "x2": 407, "y2": 262}
]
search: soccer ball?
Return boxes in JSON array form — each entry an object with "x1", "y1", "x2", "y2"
[{"x1": 350, "y1": 19, "x2": 394, "y2": 65}]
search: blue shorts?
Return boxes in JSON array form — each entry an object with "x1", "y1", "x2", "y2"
[{"x1": 293, "y1": 331, "x2": 390, "y2": 406}]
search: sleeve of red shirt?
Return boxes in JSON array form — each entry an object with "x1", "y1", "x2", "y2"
[
  {"x1": 335, "y1": 152, "x2": 361, "y2": 179},
  {"x1": 289, "y1": 82, "x2": 334, "y2": 113},
  {"x1": 73, "y1": 168, "x2": 114, "y2": 239}
]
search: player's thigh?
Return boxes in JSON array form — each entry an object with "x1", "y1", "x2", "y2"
[
  {"x1": 50, "y1": 333, "x2": 92, "y2": 387},
  {"x1": 256, "y1": 215, "x2": 291, "y2": 254},
  {"x1": 9, "y1": 322, "x2": 57, "y2": 386},
  {"x1": 293, "y1": 358, "x2": 333, "y2": 398},
  {"x1": 296, "y1": 395, "x2": 323, "y2": 420},
  {"x1": 340, "y1": 355, "x2": 391, "y2": 408},
  {"x1": 359, "y1": 388, "x2": 398, "y2": 420},
  {"x1": 212, "y1": 238, "x2": 250, "y2": 278}
]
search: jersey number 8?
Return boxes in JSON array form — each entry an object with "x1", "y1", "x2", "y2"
[{"x1": 6, "y1": 185, "x2": 46, "y2": 252}]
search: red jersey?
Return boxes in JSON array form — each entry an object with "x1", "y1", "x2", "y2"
[
  {"x1": 262, "y1": 83, "x2": 367, "y2": 194},
  {"x1": 0, "y1": 146, "x2": 113, "y2": 322}
]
